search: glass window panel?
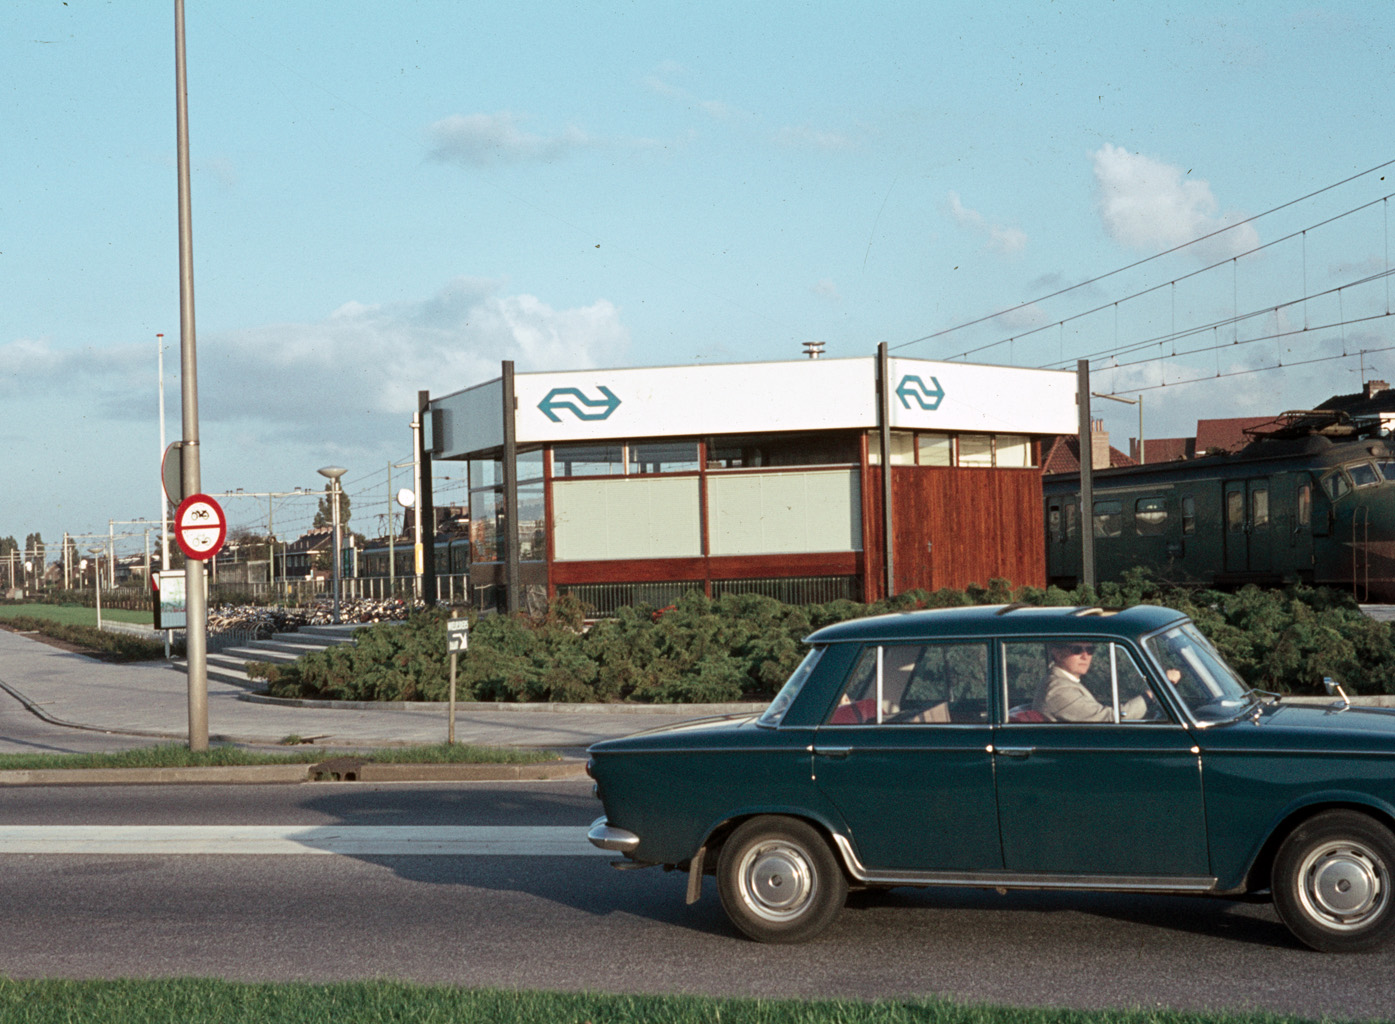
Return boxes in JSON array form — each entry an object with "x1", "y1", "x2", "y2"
[
  {"x1": 469, "y1": 458, "x2": 503, "y2": 490},
  {"x1": 1251, "y1": 487, "x2": 1269, "y2": 528},
  {"x1": 628, "y1": 441, "x2": 700, "y2": 475},
  {"x1": 918, "y1": 433, "x2": 953, "y2": 466},
  {"x1": 515, "y1": 483, "x2": 546, "y2": 560},
  {"x1": 1135, "y1": 496, "x2": 1168, "y2": 536},
  {"x1": 1182, "y1": 495, "x2": 1196, "y2": 535},
  {"x1": 958, "y1": 434, "x2": 993, "y2": 467},
  {"x1": 1065, "y1": 503, "x2": 1077, "y2": 540},
  {"x1": 1380, "y1": 462, "x2": 1395, "y2": 481},
  {"x1": 552, "y1": 444, "x2": 625, "y2": 478},
  {"x1": 468, "y1": 489, "x2": 502, "y2": 563},
  {"x1": 1049, "y1": 504, "x2": 1062, "y2": 543},
  {"x1": 1093, "y1": 500, "x2": 1122, "y2": 538},
  {"x1": 868, "y1": 432, "x2": 915, "y2": 465},
  {"x1": 828, "y1": 644, "x2": 988, "y2": 725},
  {"x1": 517, "y1": 448, "x2": 544, "y2": 483},
  {"x1": 1323, "y1": 470, "x2": 1352, "y2": 500},
  {"x1": 995, "y1": 435, "x2": 1031, "y2": 467},
  {"x1": 1003, "y1": 640, "x2": 1156, "y2": 724},
  {"x1": 1297, "y1": 484, "x2": 1311, "y2": 527},
  {"x1": 1349, "y1": 463, "x2": 1379, "y2": 488},
  {"x1": 1226, "y1": 489, "x2": 1245, "y2": 531},
  {"x1": 708, "y1": 433, "x2": 858, "y2": 468}
]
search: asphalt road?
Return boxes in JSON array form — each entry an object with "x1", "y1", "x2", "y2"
[{"x1": 0, "y1": 779, "x2": 1392, "y2": 1020}]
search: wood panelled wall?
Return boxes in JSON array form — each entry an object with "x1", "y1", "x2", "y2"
[{"x1": 863, "y1": 466, "x2": 1046, "y2": 598}]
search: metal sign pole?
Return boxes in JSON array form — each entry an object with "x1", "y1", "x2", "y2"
[{"x1": 175, "y1": 0, "x2": 208, "y2": 751}]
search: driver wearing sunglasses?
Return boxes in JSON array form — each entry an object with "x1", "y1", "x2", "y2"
[{"x1": 1034, "y1": 642, "x2": 1151, "y2": 722}]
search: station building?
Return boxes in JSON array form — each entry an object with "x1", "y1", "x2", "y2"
[{"x1": 424, "y1": 351, "x2": 1077, "y2": 613}]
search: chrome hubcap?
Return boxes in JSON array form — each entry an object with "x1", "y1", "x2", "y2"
[
  {"x1": 739, "y1": 841, "x2": 815, "y2": 921},
  {"x1": 1299, "y1": 841, "x2": 1387, "y2": 929}
]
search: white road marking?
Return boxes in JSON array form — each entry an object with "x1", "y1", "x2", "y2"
[{"x1": 0, "y1": 825, "x2": 612, "y2": 856}]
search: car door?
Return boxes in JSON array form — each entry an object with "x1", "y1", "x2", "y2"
[
  {"x1": 811, "y1": 640, "x2": 1002, "y2": 873},
  {"x1": 994, "y1": 638, "x2": 1210, "y2": 879}
]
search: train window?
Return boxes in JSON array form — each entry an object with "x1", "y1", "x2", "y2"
[
  {"x1": 1381, "y1": 462, "x2": 1395, "y2": 482},
  {"x1": 1134, "y1": 497, "x2": 1168, "y2": 535},
  {"x1": 1322, "y1": 470, "x2": 1352, "y2": 501},
  {"x1": 1297, "y1": 484, "x2": 1311, "y2": 528},
  {"x1": 1092, "y1": 500, "x2": 1122, "y2": 538},
  {"x1": 1251, "y1": 487, "x2": 1269, "y2": 528},
  {"x1": 1181, "y1": 495, "x2": 1196, "y2": 535},
  {"x1": 1226, "y1": 490, "x2": 1244, "y2": 532},
  {"x1": 1065, "y1": 503, "x2": 1077, "y2": 540},
  {"x1": 1049, "y1": 504, "x2": 1062, "y2": 543},
  {"x1": 1348, "y1": 463, "x2": 1380, "y2": 489}
]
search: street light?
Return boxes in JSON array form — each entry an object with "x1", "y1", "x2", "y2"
[
  {"x1": 88, "y1": 546, "x2": 105, "y2": 630},
  {"x1": 1092, "y1": 391, "x2": 1145, "y2": 465},
  {"x1": 318, "y1": 466, "x2": 347, "y2": 624}
]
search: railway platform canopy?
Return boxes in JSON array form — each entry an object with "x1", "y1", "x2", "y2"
[{"x1": 423, "y1": 353, "x2": 1076, "y2": 614}]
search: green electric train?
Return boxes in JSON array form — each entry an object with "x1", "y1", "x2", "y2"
[{"x1": 1043, "y1": 412, "x2": 1395, "y2": 602}]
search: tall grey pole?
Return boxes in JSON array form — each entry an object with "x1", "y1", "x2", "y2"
[
  {"x1": 877, "y1": 343, "x2": 895, "y2": 600},
  {"x1": 1077, "y1": 360, "x2": 1096, "y2": 590},
  {"x1": 175, "y1": 0, "x2": 208, "y2": 751},
  {"x1": 501, "y1": 364, "x2": 520, "y2": 614}
]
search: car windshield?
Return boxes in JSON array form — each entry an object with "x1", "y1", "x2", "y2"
[
  {"x1": 758, "y1": 647, "x2": 825, "y2": 726},
  {"x1": 1144, "y1": 623, "x2": 1252, "y2": 723}
]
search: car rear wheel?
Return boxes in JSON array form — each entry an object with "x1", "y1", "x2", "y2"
[
  {"x1": 1272, "y1": 810, "x2": 1395, "y2": 952},
  {"x1": 717, "y1": 816, "x2": 848, "y2": 943}
]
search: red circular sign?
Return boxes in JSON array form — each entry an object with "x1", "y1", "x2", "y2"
[{"x1": 174, "y1": 493, "x2": 227, "y2": 561}]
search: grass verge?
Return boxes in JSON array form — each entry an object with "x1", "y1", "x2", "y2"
[
  {"x1": 0, "y1": 742, "x2": 558, "y2": 772},
  {"x1": 0, "y1": 614, "x2": 165, "y2": 661},
  {"x1": 0, "y1": 602, "x2": 151, "y2": 626},
  {"x1": 0, "y1": 980, "x2": 1340, "y2": 1024}
]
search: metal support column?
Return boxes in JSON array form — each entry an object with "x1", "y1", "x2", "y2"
[
  {"x1": 878, "y1": 342, "x2": 895, "y2": 600},
  {"x1": 1077, "y1": 359, "x2": 1096, "y2": 590},
  {"x1": 501, "y1": 361, "x2": 521, "y2": 614}
]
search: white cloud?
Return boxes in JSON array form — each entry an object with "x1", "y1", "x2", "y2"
[
  {"x1": 4, "y1": 279, "x2": 631, "y2": 449},
  {"x1": 944, "y1": 191, "x2": 1027, "y2": 255},
  {"x1": 1091, "y1": 144, "x2": 1259, "y2": 261},
  {"x1": 811, "y1": 278, "x2": 841, "y2": 301},
  {"x1": 427, "y1": 112, "x2": 597, "y2": 166}
]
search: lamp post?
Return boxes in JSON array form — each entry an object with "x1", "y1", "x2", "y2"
[
  {"x1": 318, "y1": 466, "x2": 347, "y2": 623},
  {"x1": 88, "y1": 547, "x2": 105, "y2": 630},
  {"x1": 1092, "y1": 391, "x2": 1144, "y2": 465}
]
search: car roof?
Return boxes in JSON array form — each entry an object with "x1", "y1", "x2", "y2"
[{"x1": 804, "y1": 603, "x2": 1189, "y2": 645}]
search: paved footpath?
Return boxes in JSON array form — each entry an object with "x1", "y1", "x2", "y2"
[{"x1": 0, "y1": 628, "x2": 757, "y2": 757}]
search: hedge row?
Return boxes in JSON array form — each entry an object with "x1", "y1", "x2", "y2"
[{"x1": 246, "y1": 574, "x2": 1395, "y2": 704}]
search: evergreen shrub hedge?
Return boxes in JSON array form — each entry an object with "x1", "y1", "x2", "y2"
[{"x1": 245, "y1": 572, "x2": 1395, "y2": 703}]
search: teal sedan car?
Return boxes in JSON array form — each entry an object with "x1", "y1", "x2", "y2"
[{"x1": 587, "y1": 604, "x2": 1395, "y2": 951}]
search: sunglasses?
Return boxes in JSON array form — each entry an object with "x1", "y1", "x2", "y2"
[{"x1": 1061, "y1": 644, "x2": 1095, "y2": 656}]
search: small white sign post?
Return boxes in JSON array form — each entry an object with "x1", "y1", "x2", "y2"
[{"x1": 446, "y1": 617, "x2": 469, "y2": 744}]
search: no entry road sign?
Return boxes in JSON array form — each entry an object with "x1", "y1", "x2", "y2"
[{"x1": 174, "y1": 493, "x2": 227, "y2": 561}]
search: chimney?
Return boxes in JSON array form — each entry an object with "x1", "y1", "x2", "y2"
[
  {"x1": 1090, "y1": 418, "x2": 1110, "y2": 470},
  {"x1": 1364, "y1": 379, "x2": 1388, "y2": 400}
]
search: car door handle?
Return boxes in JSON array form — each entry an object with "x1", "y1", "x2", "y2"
[
  {"x1": 995, "y1": 746, "x2": 1034, "y2": 759},
  {"x1": 813, "y1": 746, "x2": 852, "y2": 759}
]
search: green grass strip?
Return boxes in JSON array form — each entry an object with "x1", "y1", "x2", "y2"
[
  {"x1": 0, "y1": 603, "x2": 151, "y2": 626},
  {"x1": 0, "y1": 742, "x2": 558, "y2": 772},
  {"x1": 0, "y1": 979, "x2": 1347, "y2": 1024}
]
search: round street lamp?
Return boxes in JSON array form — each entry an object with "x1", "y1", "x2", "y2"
[{"x1": 317, "y1": 466, "x2": 348, "y2": 624}]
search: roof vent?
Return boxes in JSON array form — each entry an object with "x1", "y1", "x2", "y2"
[{"x1": 802, "y1": 341, "x2": 826, "y2": 360}]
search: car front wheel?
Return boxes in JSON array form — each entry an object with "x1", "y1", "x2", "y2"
[
  {"x1": 716, "y1": 816, "x2": 848, "y2": 943},
  {"x1": 1272, "y1": 810, "x2": 1395, "y2": 952}
]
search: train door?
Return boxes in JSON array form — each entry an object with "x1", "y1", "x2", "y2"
[
  {"x1": 1224, "y1": 478, "x2": 1271, "y2": 574},
  {"x1": 1289, "y1": 477, "x2": 1315, "y2": 578}
]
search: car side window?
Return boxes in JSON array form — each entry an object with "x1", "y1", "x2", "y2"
[
  {"x1": 1002, "y1": 640, "x2": 1160, "y2": 724},
  {"x1": 827, "y1": 643, "x2": 988, "y2": 725}
]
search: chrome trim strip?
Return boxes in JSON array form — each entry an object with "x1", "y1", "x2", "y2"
[
  {"x1": 587, "y1": 816, "x2": 640, "y2": 853},
  {"x1": 830, "y1": 834, "x2": 1216, "y2": 892}
]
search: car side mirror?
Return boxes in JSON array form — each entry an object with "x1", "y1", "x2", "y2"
[{"x1": 1323, "y1": 676, "x2": 1351, "y2": 710}]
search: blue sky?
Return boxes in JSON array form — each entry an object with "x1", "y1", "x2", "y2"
[{"x1": 4, "y1": 1, "x2": 1394, "y2": 559}]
